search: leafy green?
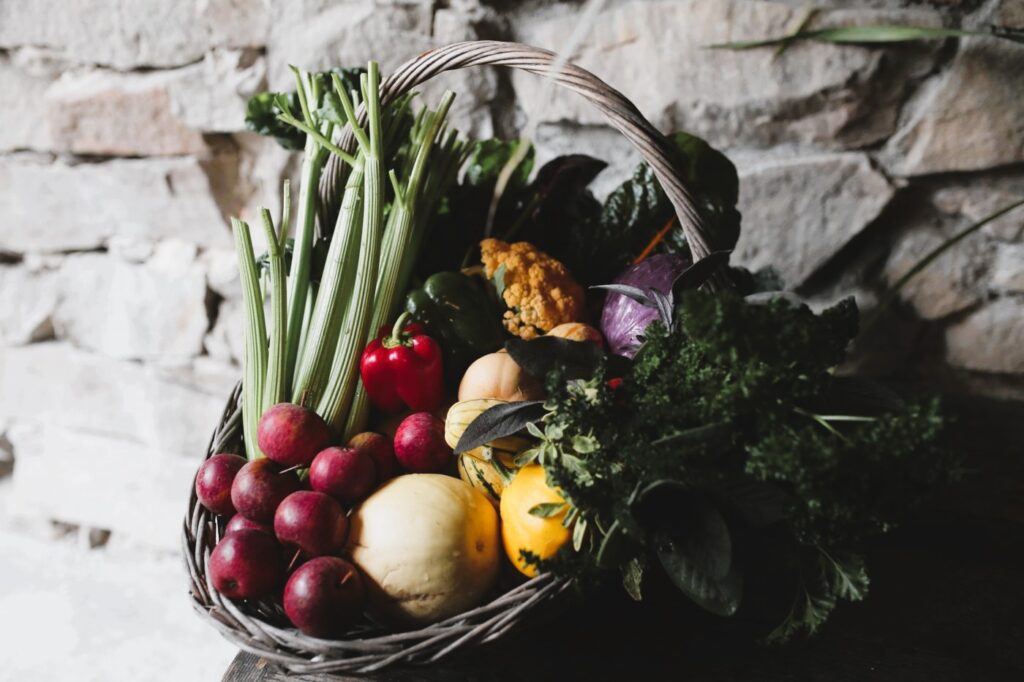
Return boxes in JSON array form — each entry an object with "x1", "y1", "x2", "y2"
[
  {"x1": 415, "y1": 139, "x2": 535, "y2": 278},
  {"x1": 764, "y1": 547, "x2": 869, "y2": 643},
  {"x1": 244, "y1": 68, "x2": 365, "y2": 150},
  {"x1": 246, "y1": 92, "x2": 305, "y2": 150},
  {"x1": 522, "y1": 289, "x2": 953, "y2": 640},
  {"x1": 513, "y1": 132, "x2": 741, "y2": 285}
]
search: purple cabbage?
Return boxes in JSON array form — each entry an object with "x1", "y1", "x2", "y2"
[{"x1": 599, "y1": 253, "x2": 691, "y2": 358}]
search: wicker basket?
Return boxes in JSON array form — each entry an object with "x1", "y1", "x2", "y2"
[{"x1": 183, "y1": 40, "x2": 713, "y2": 675}]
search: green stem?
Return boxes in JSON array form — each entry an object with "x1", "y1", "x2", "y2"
[
  {"x1": 259, "y1": 208, "x2": 287, "y2": 410},
  {"x1": 865, "y1": 197, "x2": 1024, "y2": 331},
  {"x1": 291, "y1": 155, "x2": 366, "y2": 403},
  {"x1": 318, "y1": 63, "x2": 386, "y2": 430},
  {"x1": 283, "y1": 138, "x2": 327, "y2": 399},
  {"x1": 380, "y1": 311, "x2": 413, "y2": 349},
  {"x1": 342, "y1": 92, "x2": 455, "y2": 437},
  {"x1": 233, "y1": 218, "x2": 268, "y2": 460}
]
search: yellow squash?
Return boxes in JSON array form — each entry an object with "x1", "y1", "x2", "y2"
[
  {"x1": 499, "y1": 464, "x2": 572, "y2": 577},
  {"x1": 444, "y1": 399, "x2": 531, "y2": 464}
]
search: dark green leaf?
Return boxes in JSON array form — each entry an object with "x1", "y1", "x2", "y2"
[
  {"x1": 501, "y1": 154, "x2": 606, "y2": 252},
  {"x1": 505, "y1": 336, "x2": 604, "y2": 382},
  {"x1": 704, "y1": 477, "x2": 789, "y2": 529},
  {"x1": 454, "y1": 400, "x2": 546, "y2": 455},
  {"x1": 671, "y1": 250, "x2": 732, "y2": 293},
  {"x1": 763, "y1": 546, "x2": 868, "y2": 643},
  {"x1": 653, "y1": 499, "x2": 743, "y2": 617}
]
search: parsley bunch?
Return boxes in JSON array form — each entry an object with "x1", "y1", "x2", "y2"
[{"x1": 528, "y1": 290, "x2": 956, "y2": 640}]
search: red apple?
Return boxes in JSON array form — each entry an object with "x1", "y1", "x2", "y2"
[
  {"x1": 309, "y1": 447, "x2": 377, "y2": 506},
  {"x1": 274, "y1": 491, "x2": 348, "y2": 558},
  {"x1": 347, "y1": 431, "x2": 398, "y2": 480},
  {"x1": 224, "y1": 514, "x2": 272, "y2": 536},
  {"x1": 257, "y1": 403, "x2": 331, "y2": 468},
  {"x1": 209, "y1": 529, "x2": 284, "y2": 599},
  {"x1": 195, "y1": 453, "x2": 246, "y2": 516},
  {"x1": 393, "y1": 412, "x2": 451, "y2": 473},
  {"x1": 284, "y1": 557, "x2": 365, "y2": 637},
  {"x1": 230, "y1": 458, "x2": 301, "y2": 523}
]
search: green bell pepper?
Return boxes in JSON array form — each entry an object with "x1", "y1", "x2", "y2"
[{"x1": 405, "y1": 271, "x2": 506, "y2": 382}]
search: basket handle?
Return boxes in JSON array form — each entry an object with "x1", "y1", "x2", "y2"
[{"x1": 319, "y1": 40, "x2": 717, "y2": 263}]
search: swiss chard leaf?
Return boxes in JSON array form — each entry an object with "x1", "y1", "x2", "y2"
[
  {"x1": 501, "y1": 154, "x2": 606, "y2": 251},
  {"x1": 505, "y1": 336, "x2": 605, "y2": 382},
  {"x1": 454, "y1": 400, "x2": 547, "y2": 454},
  {"x1": 415, "y1": 140, "x2": 535, "y2": 278},
  {"x1": 572, "y1": 131, "x2": 741, "y2": 285}
]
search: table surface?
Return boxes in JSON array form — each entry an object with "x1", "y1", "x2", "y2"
[{"x1": 222, "y1": 394, "x2": 1024, "y2": 682}]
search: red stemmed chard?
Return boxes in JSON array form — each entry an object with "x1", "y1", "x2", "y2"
[{"x1": 360, "y1": 312, "x2": 444, "y2": 414}]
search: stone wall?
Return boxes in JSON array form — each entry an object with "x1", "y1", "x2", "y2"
[{"x1": 1, "y1": 0, "x2": 1022, "y2": 551}]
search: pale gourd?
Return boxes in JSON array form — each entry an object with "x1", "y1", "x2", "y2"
[
  {"x1": 457, "y1": 351, "x2": 544, "y2": 402},
  {"x1": 346, "y1": 474, "x2": 500, "y2": 625}
]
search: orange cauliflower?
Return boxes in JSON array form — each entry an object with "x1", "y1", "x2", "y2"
[{"x1": 480, "y1": 238, "x2": 587, "y2": 340}]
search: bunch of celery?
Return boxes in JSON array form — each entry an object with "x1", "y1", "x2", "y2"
[{"x1": 232, "y1": 62, "x2": 465, "y2": 460}]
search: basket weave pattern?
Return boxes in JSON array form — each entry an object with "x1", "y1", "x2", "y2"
[{"x1": 183, "y1": 41, "x2": 709, "y2": 674}]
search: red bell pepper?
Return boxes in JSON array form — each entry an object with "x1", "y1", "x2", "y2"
[{"x1": 360, "y1": 312, "x2": 444, "y2": 414}]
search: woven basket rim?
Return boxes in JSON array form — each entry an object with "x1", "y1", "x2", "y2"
[{"x1": 183, "y1": 39, "x2": 718, "y2": 674}]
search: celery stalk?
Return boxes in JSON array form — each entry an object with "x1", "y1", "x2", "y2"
[
  {"x1": 317, "y1": 63, "x2": 386, "y2": 430},
  {"x1": 291, "y1": 154, "x2": 366, "y2": 405},
  {"x1": 284, "y1": 138, "x2": 327, "y2": 399},
  {"x1": 233, "y1": 218, "x2": 268, "y2": 460},
  {"x1": 259, "y1": 208, "x2": 287, "y2": 410},
  {"x1": 342, "y1": 93, "x2": 456, "y2": 437}
]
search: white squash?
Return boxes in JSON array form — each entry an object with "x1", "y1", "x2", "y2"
[{"x1": 346, "y1": 474, "x2": 500, "y2": 625}]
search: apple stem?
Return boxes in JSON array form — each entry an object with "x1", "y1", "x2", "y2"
[{"x1": 287, "y1": 549, "x2": 302, "y2": 573}]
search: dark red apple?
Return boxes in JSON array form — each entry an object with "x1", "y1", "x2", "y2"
[
  {"x1": 257, "y1": 403, "x2": 332, "y2": 468},
  {"x1": 309, "y1": 447, "x2": 376, "y2": 506},
  {"x1": 284, "y1": 557, "x2": 365, "y2": 637},
  {"x1": 393, "y1": 412, "x2": 451, "y2": 473},
  {"x1": 195, "y1": 453, "x2": 246, "y2": 516},
  {"x1": 209, "y1": 529, "x2": 284, "y2": 599},
  {"x1": 347, "y1": 431, "x2": 398, "y2": 480},
  {"x1": 224, "y1": 514, "x2": 272, "y2": 536},
  {"x1": 274, "y1": 491, "x2": 348, "y2": 558},
  {"x1": 230, "y1": 458, "x2": 301, "y2": 523}
]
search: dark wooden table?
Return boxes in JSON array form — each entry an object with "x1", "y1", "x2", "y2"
[{"x1": 224, "y1": 395, "x2": 1024, "y2": 681}]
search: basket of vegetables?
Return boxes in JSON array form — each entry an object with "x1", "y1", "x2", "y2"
[{"x1": 183, "y1": 41, "x2": 954, "y2": 674}]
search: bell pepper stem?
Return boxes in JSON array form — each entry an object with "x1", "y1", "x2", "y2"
[{"x1": 384, "y1": 311, "x2": 413, "y2": 349}]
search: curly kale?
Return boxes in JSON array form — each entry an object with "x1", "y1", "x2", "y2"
[{"x1": 530, "y1": 289, "x2": 956, "y2": 641}]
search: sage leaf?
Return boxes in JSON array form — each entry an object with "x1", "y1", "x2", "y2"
[
  {"x1": 622, "y1": 557, "x2": 645, "y2": 602},
  {"x1": 672, "y1": 250, "x2": 732, "y2": 294},
  {"x1": 572, "y1": 516, "x2": 587, "y2": 552},
  {"x1": 529, "y1": 502, "x2": 567, "y2": 518},
  {"x1": 454, "y1": 400, "x2": 546, "y2": 454},
  {"x1": 505, "y1": 336, "x2": 604, "y2": 382}
]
